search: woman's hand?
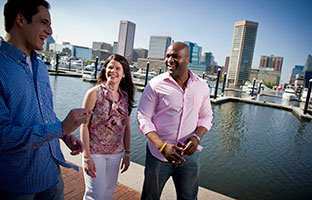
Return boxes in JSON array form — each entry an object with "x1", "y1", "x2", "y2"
[
  {"x1": 120, "y1": 155, "x2": 130, "y2": 173},
  {"x1": 84, "y1": 158, "x2": 96, "y2": 178}
]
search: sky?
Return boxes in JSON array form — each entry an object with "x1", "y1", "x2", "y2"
[{"x1": 0, "y1": 0, "x2": 311, "y2": 83}]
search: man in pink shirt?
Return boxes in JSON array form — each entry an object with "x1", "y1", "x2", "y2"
[{"x1": 137, "y1": 42, "x2": 213, "y2": 199}]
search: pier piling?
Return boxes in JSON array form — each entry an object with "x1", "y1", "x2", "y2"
[
  {"x1": 258, "y1": 81, "x2": 262, "y2": 94},
  {"x1": 55, "y1": 53, "x2": 59, "y2": 73},
  {"x1": 251, "y1": 78, "x2": 256, "y2": 97},
  {"x1": 303, "y1": 79, "x2": 312, "y2": 114},
  {"x1": 222, "y1": 72, "x2": 227, "y2": 96},
  {"x1": 144, "y1": 62, "x2": 150, "y2": 86},
  {"x1": 94, "y1": 56, "x2": 99, "y2": 79},
  {"x1": 214, "y1": 68, "x2": 221, "y2": 99}
]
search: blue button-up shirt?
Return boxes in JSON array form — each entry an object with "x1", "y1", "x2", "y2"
[{"x1": 0, "y1": 38, "x2": 77, "y2": 193}]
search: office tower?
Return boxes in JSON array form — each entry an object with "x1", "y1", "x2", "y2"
[
  {"x1": 303, "y1": 54, "x2": 312, "y2": 72},
  {"x1": 259, "y1": 55, "x2": 283, "y2": 72},
  {"x1": 204, "y1": 52, "x2": 214, "y2": 72},
  {"x1": 289, "y1": 65, "x2": 304, "y2": 84},
  {"x1": 303, "y1": 54, "x2": 312, "y2": 88},
  {"x1": 148, "y1": 36, "x2": 172, "y2": 59},
  {"x1": 184, "y1": 41, "x2": 202, "y2": 64},
  {"x1": 112, "y1": 41, "x2": 118, "y2": 54},
  {"x1": 184, "y1": 41, "x2": 206, "y2": 72},
  {"x1": 117, "y1": 20, "x2": 136, "y2": 63},
  {"x1": 43, "y1": 35, "x2": 55, "y2": 51},
  {"x1": 227, "y1": 20, "x2": 258, "y2": 86}
]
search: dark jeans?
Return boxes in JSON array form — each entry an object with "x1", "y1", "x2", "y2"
[
  {"x1": 141, "y1": 146, "x2": 200, "y2": 200},
  {"x1": 0, "y1": 167, "x2": 64, "y2": 200}
]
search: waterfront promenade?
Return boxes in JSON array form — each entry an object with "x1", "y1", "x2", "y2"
[{"x1": 60, "y1": 141, "x2": 234, "y2": 200}]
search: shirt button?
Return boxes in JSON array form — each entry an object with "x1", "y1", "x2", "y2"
[{"x1": 45, "y1": 120, "x2": 48, "y2": 124}]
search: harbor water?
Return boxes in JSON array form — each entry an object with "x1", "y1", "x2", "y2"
[{"x1": 50, "y1": 75, "x2": 312, "y2": 200}]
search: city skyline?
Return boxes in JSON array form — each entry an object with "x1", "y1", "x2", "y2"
[{"x1": 0, "y1": 0, "x2": 311, "y2": 83}]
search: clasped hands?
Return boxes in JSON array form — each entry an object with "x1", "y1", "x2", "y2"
[{"x1": 161, "y1": 135, "x2": 199, "y2": 165}]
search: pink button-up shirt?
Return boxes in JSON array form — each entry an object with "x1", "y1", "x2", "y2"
[{"x1": 137, "y1": 70, "x2": 213, "y2": 162}]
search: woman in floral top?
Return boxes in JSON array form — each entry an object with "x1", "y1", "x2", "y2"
[{"x1": 81, "y1": 54, "x2": 135, "y2": 200}]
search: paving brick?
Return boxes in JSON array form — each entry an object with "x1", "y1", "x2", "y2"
[{"x1": 61, "y1": 163, "x2": 141, "y2": 200}]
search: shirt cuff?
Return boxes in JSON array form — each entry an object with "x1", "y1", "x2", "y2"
[{"x1": 45, "y1": 122, "x2": 63, "y2": 140}]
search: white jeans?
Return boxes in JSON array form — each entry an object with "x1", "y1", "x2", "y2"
[{"x1": 83, "y1": 153, "x2": 123, "y2": 200}]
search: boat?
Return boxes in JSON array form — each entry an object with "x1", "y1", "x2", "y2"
[
  {"x1": 282, "y1": 85, "x2": 298, "y2": 101},
  {"x1": 81, "y1": 63, "x2": 102, "y2": 82},
  {"x1": 300, "y1": 88, "x2": 312, "y2": 110},
  {"x1": 132, "y1": 68, "x2": 158, "y2": 86},
  {"x1": 242, "y1": 82, "x2": 258, "y2": 95}
]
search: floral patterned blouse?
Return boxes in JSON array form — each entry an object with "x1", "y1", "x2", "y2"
[{"x1": 89, "y1": 83, "x2": 129, "y2": 155}]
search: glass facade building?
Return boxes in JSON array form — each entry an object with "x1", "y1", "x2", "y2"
[
  {"x1": 48, "y1": 43, "x2": 92, "y2": 60},
  {"x1": 184, "y1": 41, "x2": 206, "y2": 72},
  {"x1": 227, "y1": 20, "x2": 258, "y2": 86},
  {"x1": 148, "y1": 36, "x2": 171, "y2": 59},
  {"x1": 290, "y1": 65, "x2": 304, "y2": 84}
]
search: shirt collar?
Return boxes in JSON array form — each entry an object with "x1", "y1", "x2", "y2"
[
  {"x1": 101, "y1": 82, "x2": 127, "y2": 101},
  {"x1": 0, "y1": 37, "x2": 38, "y2": 63},
  {"x1": 163, "y1": 69, "x2": 199, "y2": 85}
]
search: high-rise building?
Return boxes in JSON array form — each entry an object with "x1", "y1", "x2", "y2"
[
  {"x1": 184, "y1": 41, "x2": 202, "y2": 64},
  {"x1": 289, "y1": 65, "x2": 304, "y2": 84},
  {"x1": 303, "y1": 54, "x2": 312, "y2": 88},
  {"x1": 43, "y1": 35, "x2": 55, "y2": 51},
  {"x1": 117, "y1": 20, "x2": 136, "y2": 63},
  {"x1": 227, "y1": 20, "x2": 258, "y2": 86},
  {"x1": 259, "y1": 55, "x2": 283, "y2": 72},
  {"x1": 224, "y1": 56, "x2": 230, "y2": 75},
  {"x1": 204, "y1": 52, "x2": 214, "y2": 72},
  {"x1": 303, "y1": 54, "x2": 312, "y2": 72},
  {"x1": 184, "y1": 41, "x2": 206, "y2": 73},
  {"x1": 148, "y1": 36, "x2": 172, "y2": 59}
]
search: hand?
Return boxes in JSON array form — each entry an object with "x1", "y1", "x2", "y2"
[
  {"x1": 120, "y1": 155, "x2": 130, "y2": 173},
  {"x1": 162, "y1": 144, "x2": 185, "y2": 165},
  {"x1": 63, "y1": 134, "x2": 84, "y2": 155},
  {"x1": 84, "y1": 158, "x2": 96, "y2": 178},
  {"x1": 181, "y1": 136, "x2": 199, "y2": 156},
  {"x1": 62, "y1": 108, "x2": 92, "y2": 135}
]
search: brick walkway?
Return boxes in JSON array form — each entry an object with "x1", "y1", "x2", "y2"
[{"x1": 61, "y1": 165, "x2": 141, "y2": 200}]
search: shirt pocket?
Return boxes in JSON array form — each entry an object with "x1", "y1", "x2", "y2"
[{"x1": 160, "y1": 96, "x2": 183, "y2": 112}]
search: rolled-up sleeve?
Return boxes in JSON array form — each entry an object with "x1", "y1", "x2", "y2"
[
  {"x1": 197, "y1": 84, "x2": 213, "y2": 131},
  {"x1": 137, "y1": 83, "x2": 158, "y2": 135}
]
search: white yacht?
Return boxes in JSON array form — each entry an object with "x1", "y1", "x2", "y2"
[
  {"x1": 282, "y1": 85, "x2": 298, "y2": 101},
  {"x1": 242, "y1": 82, "x2": 258, "y2": 95},
  {"x1": 132, "y1": 68, "x2": 158, "y2": 85}
]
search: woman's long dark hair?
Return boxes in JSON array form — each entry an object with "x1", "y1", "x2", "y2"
[{"x1": 97, "y1": 54, "x2": 135, "y2": 114}]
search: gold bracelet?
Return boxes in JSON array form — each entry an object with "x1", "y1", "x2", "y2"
[{"x1": 159, "y1": 143, "x2": 167, "y2": 153}]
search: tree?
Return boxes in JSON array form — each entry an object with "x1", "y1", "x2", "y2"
[{"x1": 263, "y1": 81, "x2": 276, "y2": 89}]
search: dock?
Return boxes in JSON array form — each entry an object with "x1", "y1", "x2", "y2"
[
  {"x1": 60, "y1": 141, "x2": 234, "y2": 200},
  {"x1": 210, "y1": 95, "x2": 312, "y2": 121}
]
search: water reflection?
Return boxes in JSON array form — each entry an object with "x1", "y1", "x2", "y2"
[
  {"x1": 213, "y1": 102, "x2": 247, "y2": 156},
  {"x1": 50, "y1": 76, "x2": 312, "y2": 200}
]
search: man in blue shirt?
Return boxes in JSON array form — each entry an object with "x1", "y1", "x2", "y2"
[{"x1": 0, "y1": 0, "x2": 92, "y2": 199}]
